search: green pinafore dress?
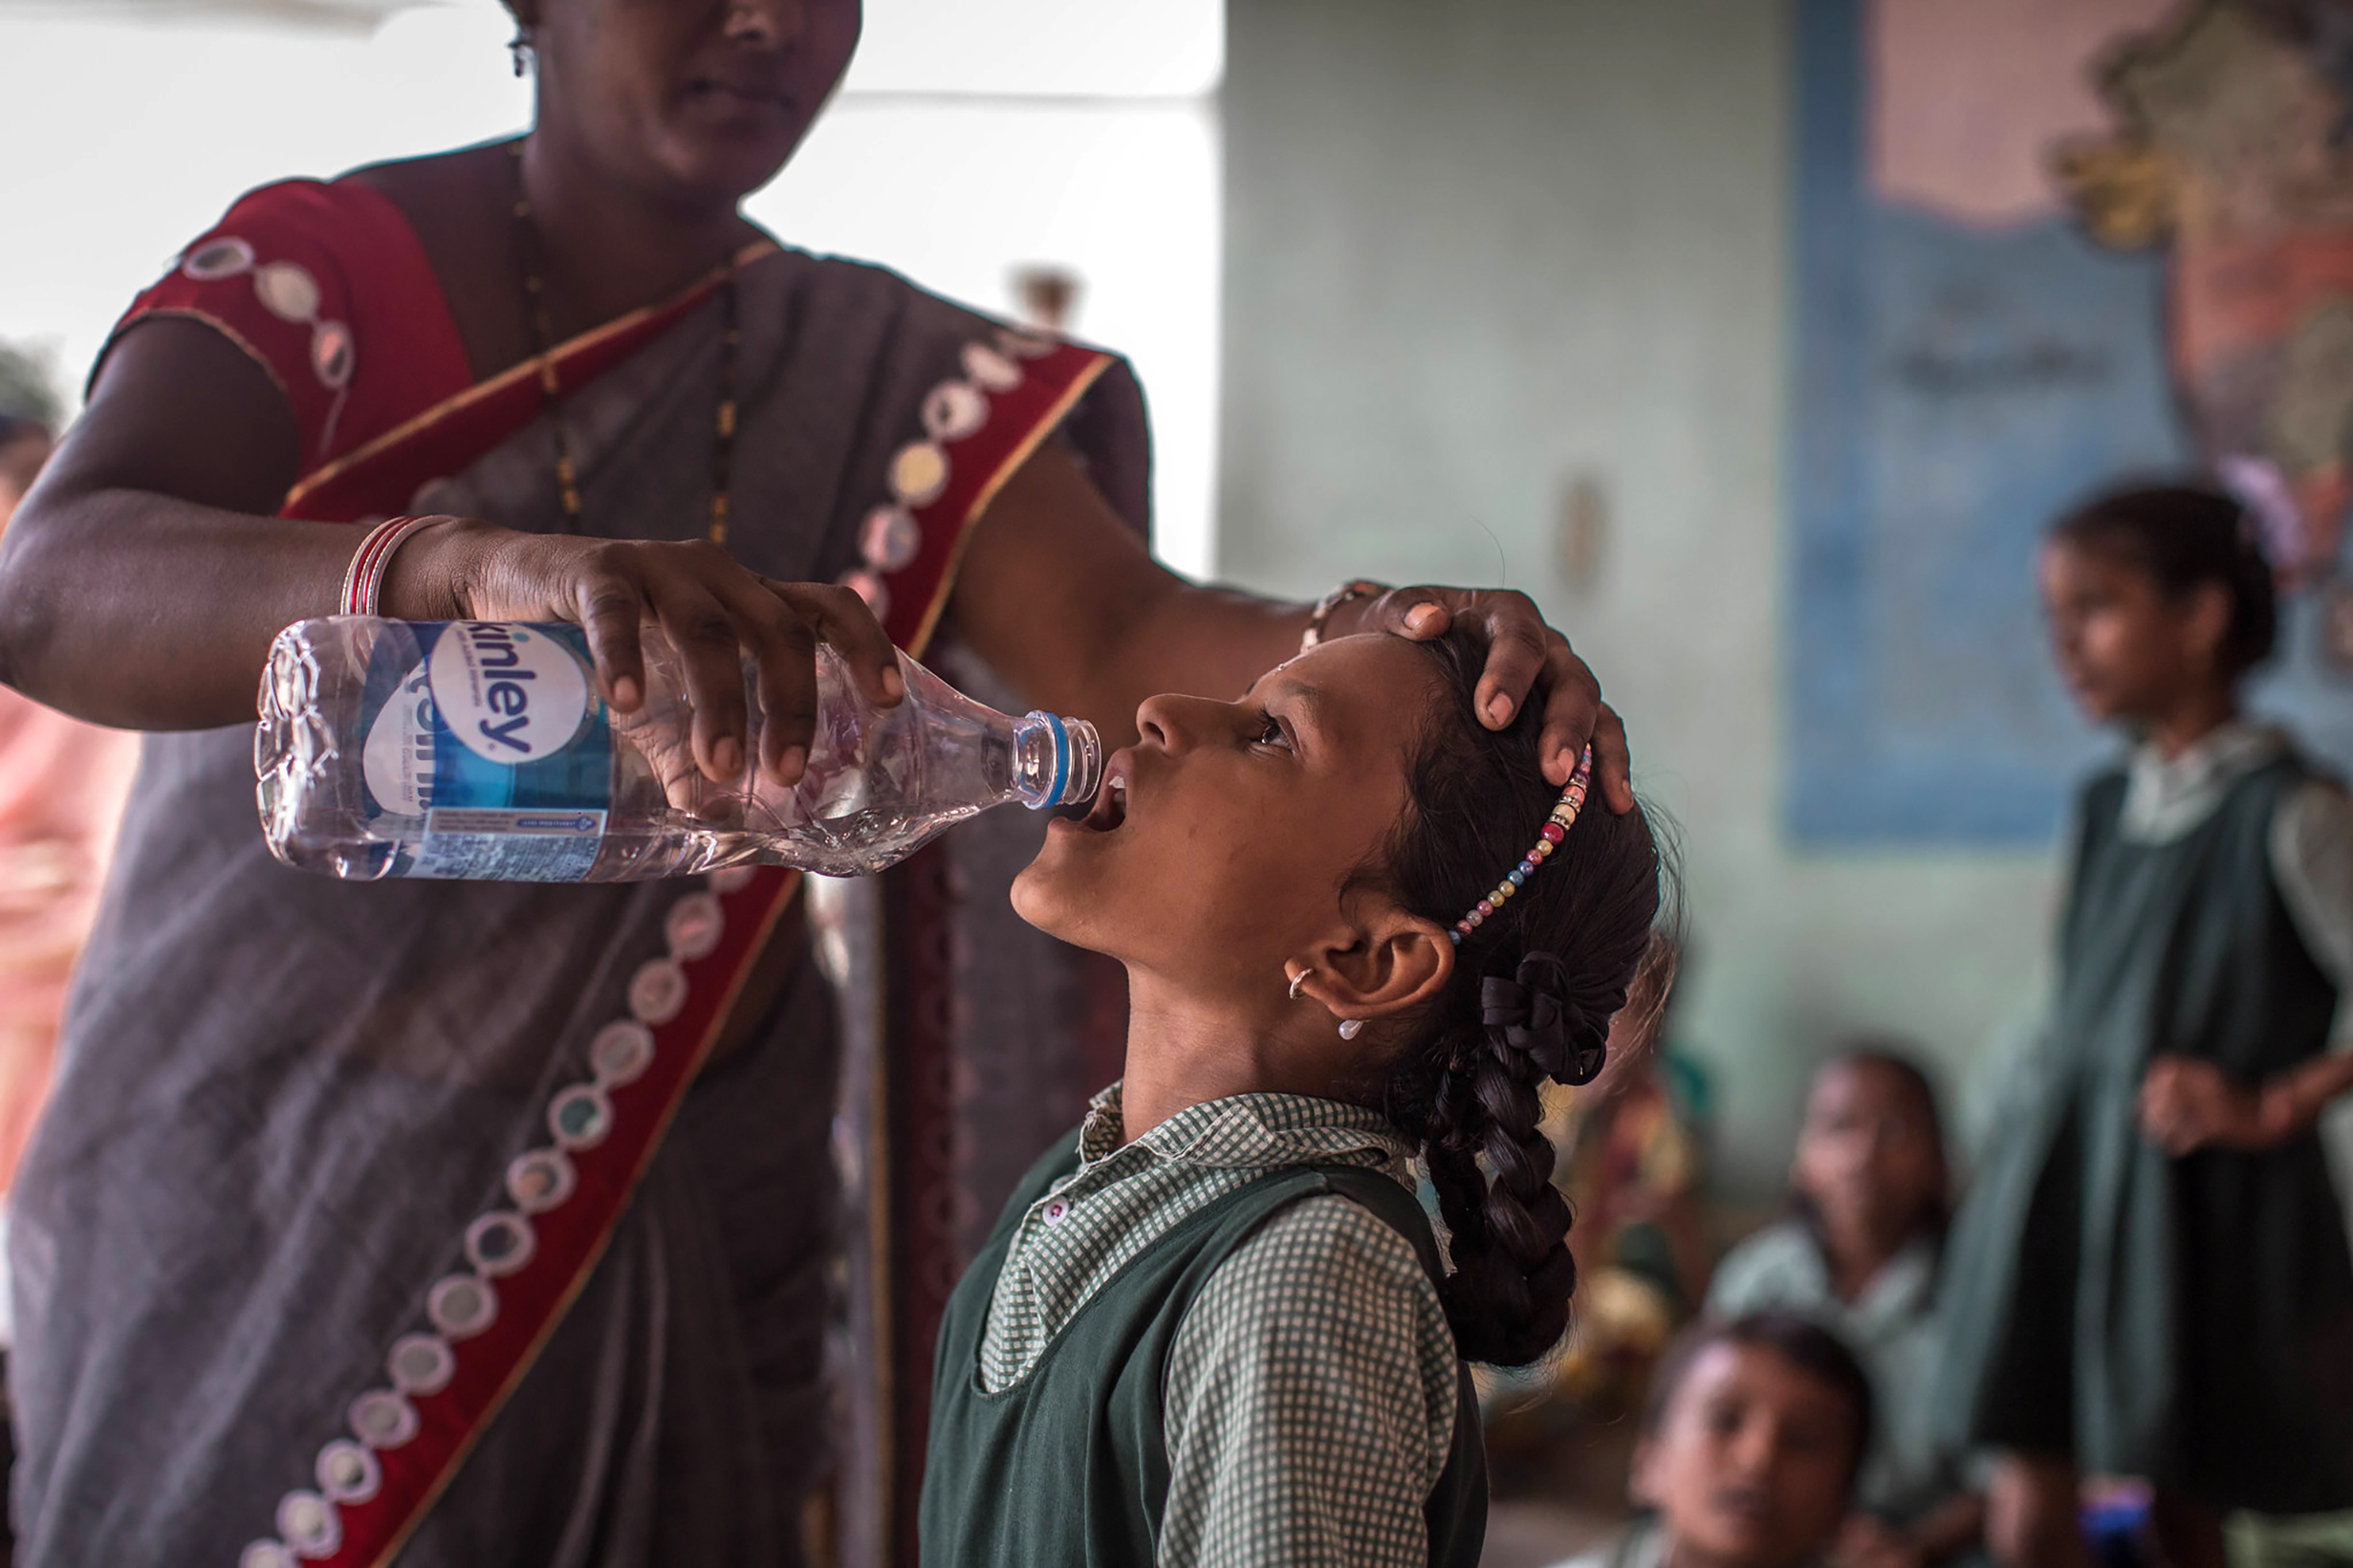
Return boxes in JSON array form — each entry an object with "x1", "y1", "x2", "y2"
[
  {"x1": 918, "y1": 1136, "x2": 1489, "y2": 1566},
  {"x1": 1936, "y1": 751, "x2": 2353, "y2": 1511}
]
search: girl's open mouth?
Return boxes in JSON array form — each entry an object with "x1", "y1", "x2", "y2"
[{"x1": 1080, "y1": 760, "x2": 1131, "y2": 832}]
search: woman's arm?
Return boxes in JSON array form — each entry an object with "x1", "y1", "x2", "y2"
[
  {"x1": 0, "y1": 319, "x2": 898, "y2": 783},
  {"x1": 948, "y1": 440, "x2": 1634, "y2": 805},
  {"x1": 0, "y1": 318, "x2": 333, "y2": 726}
]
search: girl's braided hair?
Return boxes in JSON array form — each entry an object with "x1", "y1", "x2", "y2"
[{"x1": 1358, "y1": 630, "x2": 1669, "y2": 1366}]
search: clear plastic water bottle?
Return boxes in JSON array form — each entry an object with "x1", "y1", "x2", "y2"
[{"x1": 255, "y1": 618, "x2": 1102, "y2": 882}]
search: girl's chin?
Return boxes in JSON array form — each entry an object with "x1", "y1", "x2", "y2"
[
  {"x1": 1010, "y1": 867, "x2": 1145, "y2": 967},
  {"x1": 2063, "y1": 682, "x2": 2128, "y2": 720},
  {"x1": 1009, "y1": 862, "x2": 1091, "y2": 945}
]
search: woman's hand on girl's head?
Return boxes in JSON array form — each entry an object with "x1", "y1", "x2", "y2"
[
  {"x1": 383, "y1": 518, "x2": 904, "y2": 789},
  {"x1": 1333, "y1": 585, "x2": 1634, "y2": 810}
]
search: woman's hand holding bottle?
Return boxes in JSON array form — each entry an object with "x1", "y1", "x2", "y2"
[{"x1": 380, "y1": 516, "x2": 905, "y2": 790}]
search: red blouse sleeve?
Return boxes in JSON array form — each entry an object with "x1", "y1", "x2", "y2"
[{"x1": 98, "y1": 179, "x2": 472, "y2": 484}]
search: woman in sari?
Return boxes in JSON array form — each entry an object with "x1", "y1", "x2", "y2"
[{"x1": 0, "y1": 3, "x2": 1631, "y2": 1563}]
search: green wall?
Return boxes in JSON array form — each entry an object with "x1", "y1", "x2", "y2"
[{"x1": 1217, "y1": 0, "x2": 2059, "y2": 1199}]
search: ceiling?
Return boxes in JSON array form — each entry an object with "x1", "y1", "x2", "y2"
[
  {"x1": 0, "y1": 0, "x2": 1224, "y2": 93},
  {"x1": 0, "y1": 0, "x2": 443, "y2": 33}
]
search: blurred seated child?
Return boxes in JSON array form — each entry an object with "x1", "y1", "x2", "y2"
[
  {"x1": 1710, "y1": 1049, "x2": 1987, "y2": 1568},
  {"x1": 1550, "y1": 1313, "x2": 1872, "y2": 1568}
]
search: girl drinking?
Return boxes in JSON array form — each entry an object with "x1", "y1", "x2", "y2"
[
  {"x1": 919, "y1": 628, "x2": 1666, "y2": 1567},
  {"x1": 1937, "y1": 485, "x2": 2353, "y2": 1568}
]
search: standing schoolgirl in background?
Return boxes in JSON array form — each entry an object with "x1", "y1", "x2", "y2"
[{"x1": 1936, "y1": 485, "x2": 2353, "y2": 1568}]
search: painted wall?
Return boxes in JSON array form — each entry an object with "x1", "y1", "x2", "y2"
[{"x1": 1217, "y1": 0, "x2": 2061, "y2": 1198}]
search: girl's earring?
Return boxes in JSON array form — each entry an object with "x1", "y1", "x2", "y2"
[
  {"x1": 1338, "y1": 1018, "x2": 1364, "y2": 1040},
  {"x1": 1286, "y1": 969, "x2": 1308, "y2": 1002},
  {"x1": 510, "y1": 27, "x2": 535, "y2": 77}
]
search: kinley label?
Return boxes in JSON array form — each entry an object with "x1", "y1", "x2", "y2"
[
  {"x1": 361, "y1": 621, "x2": 614, "y2": 824},
  {"x1": 430, "y1": 621, "x2": 594, "y2": 763}
]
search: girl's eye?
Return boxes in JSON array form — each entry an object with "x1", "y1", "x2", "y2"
[{"x1": 1253, "y1": 710, "x2": 1291, "y2": 750}]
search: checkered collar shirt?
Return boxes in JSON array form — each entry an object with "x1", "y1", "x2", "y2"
[
  {"x1": 976, "y1": 1083, "x2": 1467, "y2": 1568},
  {"x1": 980, "y1": 1082, "x2": 1414, "y2": 1390}
]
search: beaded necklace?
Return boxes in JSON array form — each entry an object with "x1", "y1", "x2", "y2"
[{"x1": 511, "y1": 141, "x2": 740, "y2": 545}]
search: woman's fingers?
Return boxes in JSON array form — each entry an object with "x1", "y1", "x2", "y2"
[
  {"x1": 471, "y1": 534, "x2": 905, "y2": 791},
  {"x1": 1460, "y1": 593, "x2": 1627, "y2": 799},
  {"x1": 565, "y1": 549, "x2": 652, "y2": 714},
  {"x1": 714, "y1": 580, "x2": 903, "y2": 785},
  {"x1": 1587, "y1": 704, "x2": 1636, "y2": 812},
  {"x1": 632, "y1": 552, "x2": 906, "y2": 789},
  {"x1": 1369, "y1": 588, "x2": 1553, "y2": 726},
  {"x1": 448, "y1": 528, "x2": 652, "y2": 710},
  {"x1": 769, "y1": 579, "x2": 904, "y2": 708},
  {"x1": 1375, "y1": 591, "x2": 1451, "y2": 641},
  {"x1": 704, "y1": 576, "x2": 820, "y2": 784},
  {"x1": 1526, "y1": 631, "x2": 1609, "y2": 790},
  {"x1": 1365, "y1": 587, "x2": 1632, "y2": 802},
  {"x1": 638, "y1": 546, "x2": 758, "y2": 784},
  {"x1": 1462, "y1": 594, "x2": 1558, "y2": 731}
]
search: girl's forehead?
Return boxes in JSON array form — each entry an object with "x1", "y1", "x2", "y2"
[
  {"x1": 2044, "y1": 534, "x2": 2157, "y2": 587},
  {"x1": 1679, "y1": 1340, "x2": 1849, "y2": 1420},
  {"x1": 1275, "y1": 632, "x2": 1441, "y2": 701},
  {"x1": 1812, "y1": 1056, "x2": 1929, "y2": 1116},
  {"x1": 1237, "y1": 643, "x2": 1451, "y2": 819}
]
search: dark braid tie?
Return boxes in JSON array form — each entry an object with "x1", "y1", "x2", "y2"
[{"x1": 1480, "y1": 951, "x2": 1607, "y2": 1086}]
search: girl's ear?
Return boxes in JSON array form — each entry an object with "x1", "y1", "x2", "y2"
[
  {"x1": 1308, "y1": 904, "x2": 1454, "y2": 1021},
  {"x1": 2184, "y1": 580, "x2": 2233, "y2": 674}
]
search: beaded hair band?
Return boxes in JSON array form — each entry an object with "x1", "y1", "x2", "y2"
[{"x1": 1450, "y1": 745, "x2": 1594, "y2": 947}]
